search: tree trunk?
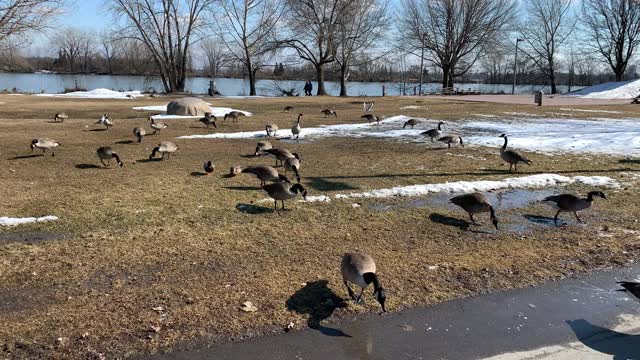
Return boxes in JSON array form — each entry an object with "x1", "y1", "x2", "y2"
[
  {"x1": 549, "y1": 70, "x2": 557, "y2": 94},
  {"x1": 248, "y1": 65, "x2": 257, "y2": 96},
  {"x1": 441, "y1": 65, "x2": 450, "y2": 89},
  {"x1": 339, "y1": 65, "x2": 348, "y2": 97},
  {"x1": 316, "y1": 65, "x2": 327, "y2": 95}
]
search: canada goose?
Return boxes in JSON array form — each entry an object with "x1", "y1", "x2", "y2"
[
  {"x1": 198, "y1": 112, "x2": 217, "y2": 129},
  {"x1": 499, "y1": 134, "x2": 531, "y2": 171},
  {"x1": 149, "y1": 141, "x2": 178, "y2": 160},
  {"x1": 542, "y1": 191, "x2": 607, "y2": 225},
  {"x1": 284, "y1": 154, "x2": 302, "y2": 183},
  {"x1": 224, "y1": 111, "x2": 246, "y2": 122},
  {"x1": 148, "y1": 117, "x2": 168, "y2": 134},
  {"x1": 255, "y1": 140, "x2": 273, "y2": 156},
  {"x1": 284, "y1": 106, "x2": 294, "y2": 113},
  {"x1": 53, "y1": 112, "x2": 68, "y2": 123},
  {"x1": 421, "y1": 122, "x2": 444, "y2": 142},
  {"x1": 617, "y1": 282, "x2": 640, "y2": 302},
  {"x1": 265, "y1": 124, "x2": 278, "y2": 137},
  {"x1": 241, "y1": 165, "x2": 290, "y2": 186},
  {"x1": 203, "y1": 160, "x2": 215, "y2": 175},
  {"x1": 341, "y1": 252, "x2": 386, "y2": 312},
  {"x1": 30, "y1": 138, "x2": 60, "y2": 156},
  {"x1": 262, "y1": 182, "x2": 307, "y2": 212},
  {"x1": 260, "y1": 147, "x2": 295, "y2": 167},
  {"x1": 96, "y1": 146, "x2": 123, "y2": 167},
  {"x1": 321, "y1": 109, "x2": 337, "y2": 118},
  {"x1": 450, "y1": 192, "x2": 499, "y2": 229},
  {"x1": 126, "y1": 94, "x2": 136, "y2": 100},
  {"x1": 403, "y1": 118, "x2": 419, "y2": 129},
  {"x1": 361, "y1": 114, "x2": 379, "y2": 124},
  {"x1": 291, "y1": 113, "x2": 303, "y2": 142},
  {"x1": 133, "y1": 127, "x2": 146, "y2": 143},
  {"x1": 96, "y1": 114, "x2": 113, "y2": 130},
  {"x1": 438, "y1": 135, "x2": 464, "y2": 148},
  {"x1": 363, "y1": 101, "x2": 374, "y2": 112}
]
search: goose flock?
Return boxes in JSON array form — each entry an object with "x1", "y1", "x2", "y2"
[{"x1": 22, "y1": 101, "x2": 619, "y2": 314}]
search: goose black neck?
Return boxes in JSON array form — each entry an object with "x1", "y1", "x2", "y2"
[
  {"x1": 112, "y1": 153, "x2": 121, "y2": 162},
  {"x1": 363, "y1": 272, "x2": 382, "y2": 291},
  {"x1": 502, "y1": 136, "x2": 508, "y2": 150},
  {"x1": 587, "y1": 191, "x2": 598, "y2": 201},
  {"x1": 489, "y1": 205, "x2": 496, "y2": 220},
  {"x1": 151, "y1": 147, "x2": 159, "y2": 157},
  {"x1": 438, "y1": 122, "x2": 442, "y2": 130}
]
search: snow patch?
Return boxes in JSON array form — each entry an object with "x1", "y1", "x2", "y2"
[
  {"x1": 0, "y1": 215, "x2": 59, "y2": 226},
  {"x1": 558, "y1": 108, "x2": 623, "y2": 114},
  {"x1": 36, "y1": 88, "x2": 141, "y2": 99},
  {"x1": 569, "y1": 79, "x2": 640, "y2": 99}
]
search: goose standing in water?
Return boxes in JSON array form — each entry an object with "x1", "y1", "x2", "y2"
[
  {"x1": 403, "y1": 118, "x2": 419, "y2": 129},
  {"x1": 30, "y1": 138, "x2": 60, "y2": 156},
  {"x1": 321, "y1": 109, "x2": 337, "y2": 118},
  {"x1": 291, "y1": 113, "x2": 303, "y2": 142},
  {"x1": 198, "y1": 112, "x2": 217, "y2": 129},
  {"x1": 240, "y1": 165, "x2": 290, "y2": 186},
  {"x1": 53, "y1": 113, "x2": 68, "y2": 123},
  {"x1": 149, "y1": 141, "x2": 178, "y2": 160},
  {"x1": 96, "y1": 146, "x2": 123, "y2": 167},
  {"x1": 438, "y1": 135, "x2": 464, "y2": 148},
  {"x1": 421, "y1": 122, "x2": 444, "y2": 142},
  {"x1": 254, "y1": 141, "x2": 273, "y2": 156},
  {"x1": 262, "y1": 182, "x2": 307, "y2": 212},
  {"x1": 203, "y1": 160, "x2": 215, "y2": 175},
  {"x1": 341, "y1": 252, "x2": 387, "y2": 312},
  {"x1": 133, "y1": 127, "x2": 146, "y2": 143},
  {"x1": 450, "y1": 192, "x2": 499, "y2": 229},
  {"x1": 265, "y1": 124, "x2": 279, "y2": 137},
  {"x1": 542, "y1": 191, "x2": 607, "y2": 225},
  {"x1": 361, "y1": 114, "x2": 380, "y2": 124},
  {"x1": 284, "y1": 154, "x2": 302, "y2": 183},
  {"x1": 499, "y1": 134, "x2": 531, "y2": 172},
  {"x1": 224, "y1": 111, "x2": 246, "y2": 122},
  {"x1": 149, "y1": 117, "x2": 168, "y2": 134}
]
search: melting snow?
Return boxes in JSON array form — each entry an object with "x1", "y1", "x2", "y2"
[
  {"x1": 558, "y1": 108, "x2": 623, "y2": 114},
  {"x1": 36, "y1": 88, "x2": 142, "y2": 99},
  {"x1": 569, "y1": 78, "x2": 640, "y2": 99},
  {"x1": 0, "y1": 215, "x2": 59, "y2": 226}
]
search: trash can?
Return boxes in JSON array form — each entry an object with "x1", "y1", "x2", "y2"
[{"x1": 534, "y1": 90, "x2": 544, "y2": 106}]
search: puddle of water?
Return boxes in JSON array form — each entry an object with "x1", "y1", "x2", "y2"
[{"x1": 277, "y1": 138, "x2": 314, "y2": 144}]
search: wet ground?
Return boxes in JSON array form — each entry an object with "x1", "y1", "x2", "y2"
[{"x1": 151, "y1": 265, "x2": 640, "y2": 360}]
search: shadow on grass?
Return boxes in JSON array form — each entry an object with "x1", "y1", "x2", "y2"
[
  {"x1": 115, "y1": 140, "x2": 135, "y2": 145},
  {"x1": 236, "y1": 203, "x2": 272, "y2": 214},
  {"x1": 87, "y1": 128, "x2": 107, "y2": 132},
  {"x1": 429, "y1": 213, "x2": 470, "y2": 230},
  {"x1": 8, "y1": 154, "x2": 43, "y2": 160},
  {"x1": 240, "y1": 154, "x2": 258, "y2": 158},
  {"x1": 566, "y1": 319, "x2": 640, "y2": 358},
  {"x1": 307, "y1": 177, "x2": 359, "y2": 192},
  {"x1": 75, "y1": 164, "x2": 101, "y2": 169},
  {"x1": 138, "y1": 158, "x2": 163, "y2": 163},
  {"x1": 619, "y1": 158, "x2": 640, "y2": 164},
  {"x1": 226, "y1": 186, "x2": 259, "y2": 191},
  {"x1": 286, "y1": 280, "x2": 350, "y2": 337},
  {"x1": 190, "y1": 171, "x2": 208, "y2": 177}
]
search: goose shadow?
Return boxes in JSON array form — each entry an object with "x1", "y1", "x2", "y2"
[
  {"x1": 8, "y1": 154, "x2": 43, "y2": 160},
  {"x1": 75, "y1": 164, "x2": 101, "y2": 169},
  {"x1": 190, "y1": 171, "x2": 208, "y2": 177},
  {"x1": 429, "y1": 213, "x2": 470, "y2": 230},
  {"x1": 138, "y1": 158, "x2": 163, "y2": 163},
  {"x1": 114, "y1": 140, "x2": 135, "y2": 145},
  {"x1": 286, "y1": 280, "x2": 350, "y2": 337},
  {"x1": 226, "y1": 186, "x2": 260, "y2": 191},
  {"x1": 523, "y1": 214, "x2": 566, "y2": 227},
  {"x1": 566, "y1": 319, "x2": 640, "y2": 359},
  {"x1": 87, "y1": 128, "x2": 107, "y2": 132},
  {"x1": 308, "y1": 177, "x2": 359, "y2": 191},
  {"x1": 240, "y1": 154, "x2": 258, "y2": 158},
  {"x1": 619, "y1": 158, "x2": 640, "y2": 164},
  {"x1": 236, "y1": 203, "x2": 271, "y2": 214}
]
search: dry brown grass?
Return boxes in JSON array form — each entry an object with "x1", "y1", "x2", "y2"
[{"x1": 1, "y1": 94, "x2": 640, "y2": 358}]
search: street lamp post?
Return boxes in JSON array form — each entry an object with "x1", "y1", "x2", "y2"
[
  {"x1": 512, "y1": 38, "x2": 524, "y2": 95},
  {"x1": 418, "y1": 33, "x2": 425, "y2": 96}
]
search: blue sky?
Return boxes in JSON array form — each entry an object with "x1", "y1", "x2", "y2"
[{"x1": 65, "y1": 0, "x2": 105, "y2": 31}]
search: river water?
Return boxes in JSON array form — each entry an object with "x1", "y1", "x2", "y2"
[{"x1": 0, "y1": 72, "x2": 579, "y2": 96}]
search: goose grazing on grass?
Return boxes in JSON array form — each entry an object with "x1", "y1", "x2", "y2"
[
  {"x1": 617, "y1": 282, "x2": 640, "y2": 302},
  {"x1": 499, "y1": 134, "x2": 531, "y2": 172},
  {"x1": 149, "y1": 141, "x2": 178, "y2": 160},
  {"x1": 30, "y1": 138, "x2": 60, "y2": 156},
  {"x1": 542, "y1": 191, "x2": 607, "y2": 226},
  {"x1": 421, "y1": 122, "x2": 444, "y2": 142},
  {"x1": 203, "y1": 160, "x2": 215, "y2": 175},
  {"x1": 403, "y1": 118, "x2": 419, "y2": 129},
  {"x1": 198, "y1": 112, "x2": 217, "y2": 129},
  {"x1": 291, "y1": 113, "x2": 303, "y2": 142},
  {"x1": 148, "y1": 117, "x2": 168, "y2": 134},
  {"x1": 262, "y1": 182, "x2": 307, "y2": 212},
  {"x1": 254, "y1": 141, "x2": 273, "y2": 156},
  {"x1": 361, "y1": 114, "x2": 380, "y2": 124},
  {"x1": 133, "y1": 127, "x2": 146, "y2": 143},
  {"x1": 321, "y1": 109, "x2": 337, "y2": 118},
  {"x1": 96, "y1": 146, "x2": 123, "y2": 167},
  {"x1": 284, "y1": 154, "x2": 302, "y2": 183},
  {"x1": 224, "y1": 111, "x2": 246, "y2": 122},
  {"x1": 53, "y1": 112, "x2": 68, "y2": 123},
  {"x1": 265, "y1": 124, "x2": 278, "y2": 137},
  {"x1": 450, "y1": 192, "x2": 499, "y2": 229},
  {"x1": 241, "y1": 165, "x2": 290, "y2": 186},
  {"x1": 261, "y1": 147, "x2": 294, "y2": 167},
  {"x1": 438, "y1": 135, "x2": 464, "y2": 148},
  {"x1": 341, "y1": 252, "x2": 387, "y2": 312},
  {"x1": 284, "y1": 106, "x2": 294, "y2": 113}
]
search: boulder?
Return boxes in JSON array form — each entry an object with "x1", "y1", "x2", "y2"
[{"x1": 166, "y1": 97, "x2": 211, "y2": 116}]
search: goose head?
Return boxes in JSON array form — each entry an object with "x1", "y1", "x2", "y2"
[
  {"x1": 30, "y1": 139, "x2": 37, "y2": 151},
  {"x1": 375, "y1": 288, "x2": 387, "y2": 313},
  {"x1": 588, "y1": 191, "x2": 607, "y2": 200},
  {"x1": 292, "y1": 152, "x2": 301, "y2": 161},
  {"x1": 290, "y1": 183, "x2": 307, "y2": 200},
  {"x1": 499, "y1": 133, "x2": 507, "y2": 138}
]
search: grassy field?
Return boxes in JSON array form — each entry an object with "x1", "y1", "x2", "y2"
[{"x1": 1, "y1": 94, "x2": 640, "y2": 359}]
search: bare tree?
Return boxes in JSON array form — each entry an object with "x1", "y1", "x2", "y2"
[
  {"x1": 215, "y1": 0, "x2": 284, "y2": 95},
  {"x1": 99, "y1": 31, "x2": 122, "y2": 74},
  {"x1": 119, "y1": 39, "x2": 153, "y2": 74},
  {"x1": 581, "y1": 0, "x2": 640, "y2": 82},
  {"x1": 79, "y1": 30, "x2": 96, "y2": 73},
  {"x1": 0, "y1": 0, "x2": 66, "y2": 46},
  {"x1": 201, "y1": 38, "x2": 230, "y2": 78},
  {"x1": 108, "y1": 0, "x2": 214, "y2": 93},
  {"x1": 399, "y1": 0, "x2": 517, "y2": 89},
  {"x1": 51, "y1": 27, "x2": 84, "y2": 72},
  {"x1": 280, "y1": 0, "x2": 353, "y2": 95},
  {"x1": 335, "y1": 0, "x2": 390, "y2": 96},
  {"x1": 519, "y1": 0, "x2": 575, "y2": 94}
]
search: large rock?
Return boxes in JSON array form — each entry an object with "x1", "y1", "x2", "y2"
[{"x1": 166, "y1": 97, "x2": 211, "y2": 116}]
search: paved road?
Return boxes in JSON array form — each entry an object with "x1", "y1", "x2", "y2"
[{"x1": 153, "y1": 265, "x2": 640, "y2": 360}]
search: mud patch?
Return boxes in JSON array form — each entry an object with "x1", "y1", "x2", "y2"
[{"x1": 0, "y1": 231, "x2": 70, "y2": 246}]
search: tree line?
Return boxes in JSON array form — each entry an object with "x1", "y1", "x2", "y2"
[{"x1": 1, "y1": 0, "x2": 640, "y2": 95}]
